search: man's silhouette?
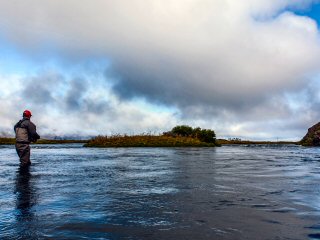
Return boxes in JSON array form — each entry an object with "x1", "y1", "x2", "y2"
[{"x1": 14, "y1": 110, "x2": 40, "y2": 167}]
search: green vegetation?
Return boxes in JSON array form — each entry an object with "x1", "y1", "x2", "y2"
[
  {"x1": 0, "y1": 138, "x2": 16, "y2": 145},
  {"x1": 85, "y1": 125, "x2": 218, "y2": 147},
  {"x1": 166, "y1": 125, "x2": 216, "y2": 143}
]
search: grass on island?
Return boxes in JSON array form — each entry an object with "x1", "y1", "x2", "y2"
[
  {"x1": 84, "y1": 134, "x2": 218, "y2": 147},
  {"x1": 0, "y1": 138, "x2": 16, "y2": 145},
  {"x1": 85, "y1": 125, "x2": 219, "y2": 148}
]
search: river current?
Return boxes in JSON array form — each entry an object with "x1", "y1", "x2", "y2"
[{"x1": 1, "y1": 144, "x2": 320, "y2": 239}]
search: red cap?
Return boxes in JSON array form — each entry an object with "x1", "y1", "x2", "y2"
[{"x1": 23, "y1": 110, "x2": 32, "y2": 118}]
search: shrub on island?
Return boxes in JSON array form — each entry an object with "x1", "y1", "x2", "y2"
[{"x1": 164, "y1": 125, "x2": 216, "y2": 143}]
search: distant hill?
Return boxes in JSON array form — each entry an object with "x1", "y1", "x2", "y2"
[{"x1": 300, "y1": 122, "x2": 320, "y2": 146}]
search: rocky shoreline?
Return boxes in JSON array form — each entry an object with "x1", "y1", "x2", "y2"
[{"x1": 300, "y1": 122, "x2": 320, "y2": 146}]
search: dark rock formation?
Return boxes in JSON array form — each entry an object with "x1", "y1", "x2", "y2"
[{"x1": 300, "y1": 122, "x2": 320, "y2": 146}]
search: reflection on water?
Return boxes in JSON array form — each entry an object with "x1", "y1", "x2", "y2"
[
  {"x1": 1, "y1": 144, "x2": 320, "y2": 239},
  {"x1": 14, "y1": 166, "x2": 38, "y2": 239},
  {"x1": 15, "y1": 166, "x2": 33, "y2": 219}
]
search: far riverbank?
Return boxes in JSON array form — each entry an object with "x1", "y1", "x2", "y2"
[
  {"x1": 0, "y1": 137, "x2": 299, "y2": 147},
  {"x1": 0, "y1": 138, "x2": 88, "y2": 145}
]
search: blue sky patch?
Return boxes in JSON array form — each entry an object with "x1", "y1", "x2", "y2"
[{"x1": 289, "y1": 2, "x2": 320, "y2": 26}]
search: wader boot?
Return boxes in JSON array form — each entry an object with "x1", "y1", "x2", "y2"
[{"x1": 15, "y1": 143, "x2": 31, "y2": 167}]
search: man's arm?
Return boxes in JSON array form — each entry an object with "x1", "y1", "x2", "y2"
[
  {"x1": 28, "y1": 122, "x2": 40, "y2": 142},
  {"x1": 14, "y1": 120, "x2": 21, "y2": 133}
]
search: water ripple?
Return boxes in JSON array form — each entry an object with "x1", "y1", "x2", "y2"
[{"x1": 0, "y1": 144, "x2": 320, "y2": 239}]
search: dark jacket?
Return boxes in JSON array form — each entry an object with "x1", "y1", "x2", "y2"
[{"x1": 14, "y1": 117, "x2": 40, "y2": 143}]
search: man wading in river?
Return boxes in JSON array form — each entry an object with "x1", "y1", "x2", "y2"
[{"x1": 14, "y1": 110, "x2": 40, "y2": 167}]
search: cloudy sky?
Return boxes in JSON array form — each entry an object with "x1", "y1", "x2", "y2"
[{"x1": 1, "y1": 0, "x2": 320, "y2": 140}]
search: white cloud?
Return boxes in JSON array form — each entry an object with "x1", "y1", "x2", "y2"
[
  {"x1": 0, "y1": 0, "x2": 319, "y2": 139},
  {"x1": 0, "y1": 70, "x2": 178, "y2": 138}
]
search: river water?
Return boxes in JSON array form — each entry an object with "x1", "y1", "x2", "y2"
[{"x1": 1, "y1": 144, "x2": 320, "y2": 239}]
